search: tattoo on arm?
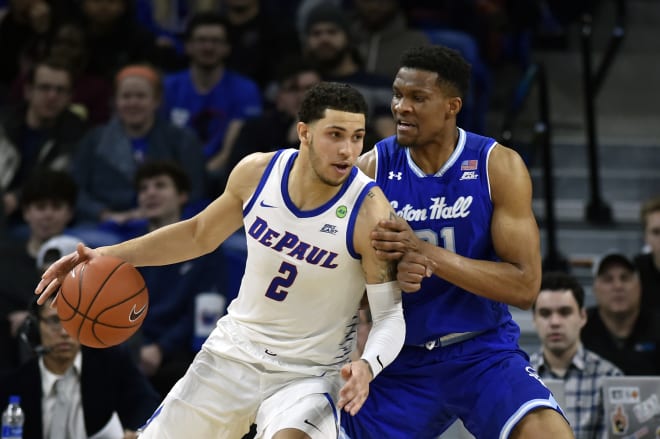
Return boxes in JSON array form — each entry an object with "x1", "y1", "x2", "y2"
[{"x1": 376, "y1": 260, "x2": 397, "y2": 283}]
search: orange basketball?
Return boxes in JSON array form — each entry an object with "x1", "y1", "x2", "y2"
[{"x1": 57, "y1": 255, "x2": 148, "y2": 348}]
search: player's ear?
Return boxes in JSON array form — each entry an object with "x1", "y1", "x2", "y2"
[
  {"x1": 297, "y1": 121, "x2": 309, "y2": 143},
  {"x1": 448, "y1": 96, "x2": 462, "y2": 116}
]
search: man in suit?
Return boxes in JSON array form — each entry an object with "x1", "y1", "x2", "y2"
[{"x1": 0, "y1": 296, "x2": 160, "y2": 439}]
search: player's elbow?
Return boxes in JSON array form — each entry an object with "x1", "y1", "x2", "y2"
[
  {"x1": 515, "y1": 280, "x2": 541, "y2": 310},
  {"x1": 516, "y1": 291, "x2": 537, "y2": 310},
  {"x1": 511, "y1": 265, "x2": 541, "y2": 310}
]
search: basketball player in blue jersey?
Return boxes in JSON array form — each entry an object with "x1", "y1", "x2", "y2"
[
  {"x1": 35, "y1": 82, "x2": 406, "y2": 439},
  {"x1": 341, "y1": 45, "x2": 574, "y2": 438}
]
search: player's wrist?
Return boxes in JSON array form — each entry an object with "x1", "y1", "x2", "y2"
[{"x1": 359, "y1": 358, "x2": 374, "y2": 380}]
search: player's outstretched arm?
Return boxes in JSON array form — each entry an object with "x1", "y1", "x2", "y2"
[
  {"x1": 35, "y1": 152, "x2": 275, "y2": 305},
  {"x1": 338, "y1": 185, "x2": 405, "y2": 416}
]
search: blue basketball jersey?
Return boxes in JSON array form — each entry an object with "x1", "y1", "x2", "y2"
[{"x1": 374, "y1": 128, "x2": 515, "y2": 345}]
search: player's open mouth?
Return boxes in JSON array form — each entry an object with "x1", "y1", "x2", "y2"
[
  {"x1": 397, "y1": 121, "x2": 416, "y2": 132},
  {"x1": 333, "y1": 163, "x2": 351, "y2": 174}
]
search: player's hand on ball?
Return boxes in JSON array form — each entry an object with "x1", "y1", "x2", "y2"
[
  {"x1": 338, "y1": 360, "x2": 372, "y2": 416},
  {"x1": 35, "y1": 243, "x2": 99, "y2": 306},
  {"x1": 398, "y1": 252, "x2": 436, "y2": 293}
]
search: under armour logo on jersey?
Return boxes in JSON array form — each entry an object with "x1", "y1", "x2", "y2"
[
  {"x1": 388, "y1": 171, "x2": 402, "y2": 180},
  {"x1": 320, "y1": 224, "x2": 338, "y2": 235}
]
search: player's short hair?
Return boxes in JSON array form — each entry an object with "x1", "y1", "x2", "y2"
[
  {"x1": 134, "y1": 160, "x2": 191, "y2": 195},
  {"x1": 298, "y1": 82, "x2": 367, "y2": 124},
  {"x1": 640, "y1": 196, "x2": 660, "y2": 230},
  {"x1": 399, "y1": 45, "x2": 471, "y2": 99},
  {"x1": 184, "y1": 11, "x2": 230, "y2": 41},
  {"x1": 21, "y1": 169, "x2": 77, "y2": 208},
  {"x1": 534, "y1": 271, "x2": 585, "y2": 311}
]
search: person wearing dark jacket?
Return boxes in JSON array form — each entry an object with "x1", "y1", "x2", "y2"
[
  {"x1": 0, "y1": 58, "x2": 87, "y2": 229},
  {"x1": 72, "y1": 64, "x2": 205, "y2": 224},
  {"x1": 0, "y1": 297, "x2": 159, "y2": 439}
]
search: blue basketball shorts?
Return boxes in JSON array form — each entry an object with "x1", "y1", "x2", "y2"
[{"x1": 341, "y1": 320, "x2": 565, "y2": 439}]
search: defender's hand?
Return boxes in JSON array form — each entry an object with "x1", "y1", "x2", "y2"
[
  {"x1": 370, "y1": 216, "x2": 422, "y2": 260},
  {"x1": 397, "y1": 251, "x2": 436, "y2": 293}
]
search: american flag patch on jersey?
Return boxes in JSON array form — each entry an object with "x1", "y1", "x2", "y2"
[{"x1": 461, "y1": 160, "x2": 478, "y2": 170}]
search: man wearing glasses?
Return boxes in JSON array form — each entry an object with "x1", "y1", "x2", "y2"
[
  {"x1": 0, "y1": 57, "x2": 88, "y2": 228},
  {"x1": 0, "y1": 295, "x2": 160, "y2": 439}
]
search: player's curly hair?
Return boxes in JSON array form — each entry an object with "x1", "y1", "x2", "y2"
[
  {"x1": 298, "y1": 82, "x2": 367, "y2": 124},
  {"x1": 399, "y1": 45, "x2": 471, "y2": 99}
]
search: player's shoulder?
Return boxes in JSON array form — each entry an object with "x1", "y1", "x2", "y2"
[
  {"x1": 225, "y1": 151, "x2": 280, "y2": 199},
  {"x1": 487, "y1": 142, "x2": 528, "y2": 174},
  {"x1": 356, "y1": 183, "x2": 392, "y2": 223}
]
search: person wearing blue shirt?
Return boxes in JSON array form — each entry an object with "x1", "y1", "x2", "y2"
[
  {"x1": 161, "y1": 12, "x2": 262, "y2": 195},
  {"x1": 342, "y1": 45, "x2": 574, "y2": 438}
]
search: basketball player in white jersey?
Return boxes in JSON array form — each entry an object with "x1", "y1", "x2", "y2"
[{"x1": 35, "y1": 82, "x2": 406, "y2": 439}]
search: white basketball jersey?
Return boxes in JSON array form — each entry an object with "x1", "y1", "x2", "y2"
[{"x1": 224, "y1": 149, "x2": 376, "y2": 367}]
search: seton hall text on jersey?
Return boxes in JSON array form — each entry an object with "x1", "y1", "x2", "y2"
[
  {"x1": 390, "y1": 196, "x2": 473, "y2": 222},
  {"x1": 247, "y1": 216, "x2": 339, "y2": 268}
]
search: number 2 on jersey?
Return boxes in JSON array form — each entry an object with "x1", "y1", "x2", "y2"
[{"x1": 265, "y1": 262, "x2": 298, "y2": 301}]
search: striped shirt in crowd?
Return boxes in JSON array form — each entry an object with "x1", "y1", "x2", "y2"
[{"x1": 530, "y1": 345, "x2": 623, "y2": 439}]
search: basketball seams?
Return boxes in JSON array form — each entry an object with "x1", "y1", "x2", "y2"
[
  {"x1": 56, "y1": 256, "x2": 149, "y2": 348},
  {"x1": 58, "y1": 264, "x2": 85, "y2": 323},
  {"x1": 76, "y1": 260, "x2": 127, "y2": 342}
]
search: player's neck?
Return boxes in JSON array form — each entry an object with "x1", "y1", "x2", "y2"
[
  {"x1": 408, "y1": 127, "x2": 459, "y2": 175},
  {"x1": 287, "y1": 164, "x2": 341, "y2": 211}
]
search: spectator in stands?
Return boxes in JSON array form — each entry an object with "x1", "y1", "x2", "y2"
[
  {"x1": 127, "y1": 160, "x2": 226, "y2": 398},
  {"x1": 349, "y1": 0, "x2": 430, "y2": 80},
  {"x1": 221, "y1": 0, "x2": 301, "y2": 91},
  {"x1": 530, "y1": 271, "x2": 623, "y2": 439},
  {"x1": 582, "y1": 251, "x2": 660, "y2": 375},
  {"x1": 161, "y1": 12, "x2": 262, "y2": 194},
  {"x1": 635, "y1": 196, "x2": 660, "y2": 312},
  {"x1": 223, "y1": 57, "x2": 320, "y2": 188},
  {"x1": 72, "y1": 64, "x2": 205, "y2": 225},
  {"x1": 0, "y1": 57, "x2": 87, "y2": 229},
  {"x1": 0, "y1": 0, "x2": 55, "y2": 90},
  {"x1": 302, "y1": 3, "x2": 394, "y2": 142},
  {"x1": 1, "y1": 295, "x2": 160, "y2": 439},
  {"x1": 9, "y1": 21, "x2": 114, "y2": 125},
  {"x1": 0, "y1": 169, "x2": 77, "y2": 373},
  {"x1": 77, "y1": 0, "x2": 181, "y2": 78}
]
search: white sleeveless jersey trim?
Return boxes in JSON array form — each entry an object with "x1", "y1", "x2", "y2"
[
  {"x1": 216, "y1": 149, "x2": 376, "y2": 367},
  {"x1": 485, "y1": 139, "x2": 497, "y2": 201}
]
